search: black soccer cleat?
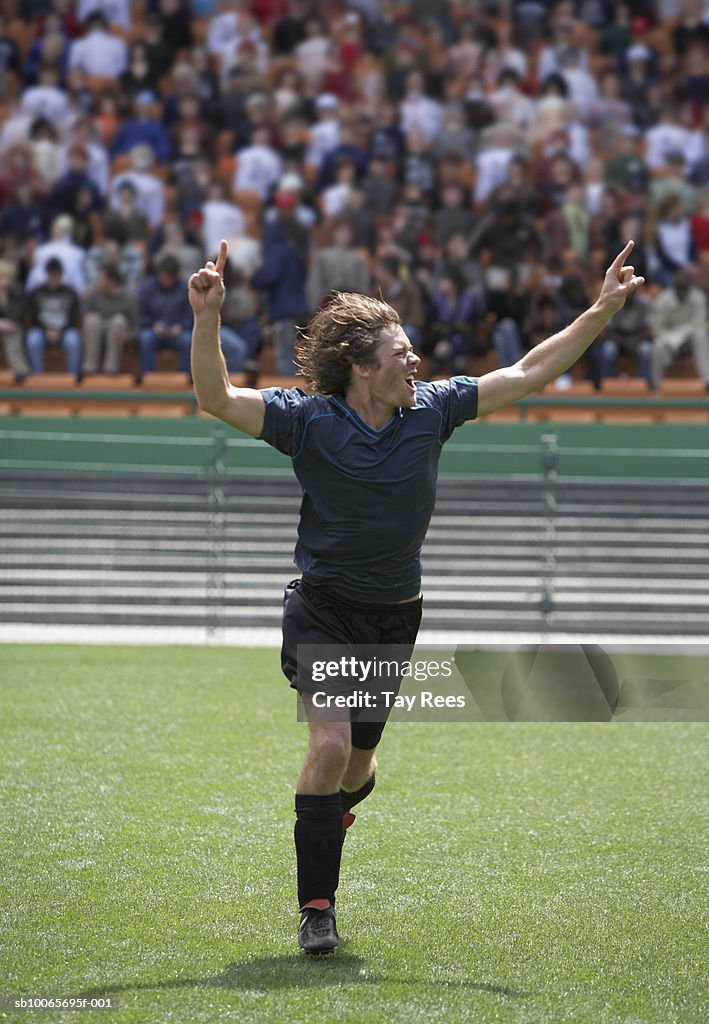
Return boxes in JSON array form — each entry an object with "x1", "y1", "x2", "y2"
[{"x1": 298, "y1": 905, "x2": 339, "y2": 955}]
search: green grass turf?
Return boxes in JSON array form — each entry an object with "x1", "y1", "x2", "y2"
[{"x1": 0, "y1": 644, "x2": 706, "y2": 1024}]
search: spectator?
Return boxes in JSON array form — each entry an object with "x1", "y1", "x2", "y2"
[
  {"x1": 82, "y1": 262, "x2": 136, "y2": 375},
  {"x1": 591, "y1": 289, "x2": 654, "y2": 387},
  {"x1": 152, "y1": 219, "x2": 203, "y2": 283},
  {"x1": 49, "y1": 143, "x2": 102, "y2": 221},
  {"x1": 651, "y1": 268, "x2": 709, "y2": 389},
  {"x1": 111, "y1": 92, "x2": 172, "y2": 165},
  {"x1": 26, "y1": 214, "x2": 87, "y2": 294},
  {"x1": 651, "y1": 194, "x2": 696, "y2": 287},
  {"x1": 21, "y1": 65, "x2": 72, "y2": 129},
  {"x1": 137, "y1": 255, "x2": 193, "y2": 375},
  {"x1": 220, "y1": 265, "x2": 262, "y2": 372},
  {"x1": 251, "y1": 218, "x2": 309, "y2": 375},
  {"x1": 102, "y1": 179, "x2": 150, "y2": 247},
  {"x1": 0, "y1": 258, "x2": 29, "y2": 383},
  {"x1": 68, "y1": 11, "x2": 128, "y2": 78},
  {"x1": 373, "y1": 256, "x2": 424, "y2": 350},
  {"x1": 201, "y1": 181, "x2": 245, "y2": 263},
  {"x1": 233, "y1": 125, "x2": 283, "y2": 200},
  {"x1": 25, "y1": 256, "x2": 82, "y2": 377},
  {"x1": 58, "y1": 116, "x2": 109, "y2": 198},
  {"x1": 307, "y1": 220, "x2": 370, "y2": 311},
  {"x1": 109, "y1": 144, "x2": 165, "y2": 228}
]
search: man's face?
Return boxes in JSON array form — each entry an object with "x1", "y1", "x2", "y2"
[{"x1": 359, "y1": 324, "x2": 420, "y2": 410}]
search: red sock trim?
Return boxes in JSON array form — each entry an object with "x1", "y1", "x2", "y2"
[{"x1": 301, "y1": 898, "x2": 331, "y2": 911}]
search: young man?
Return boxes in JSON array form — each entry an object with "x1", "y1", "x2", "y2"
[{"x1": 189, "y1": 239, "x2": 644, "y2": 955}]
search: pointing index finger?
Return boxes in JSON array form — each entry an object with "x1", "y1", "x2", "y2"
[
  {"x1": 214, "y1": 238, "x2": 228, "y2": 278},
  {"x1": 611, "y1": 239, "x2": 634, "y2": 273}
]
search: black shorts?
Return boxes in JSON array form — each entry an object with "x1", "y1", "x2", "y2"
[{"x1": 281, "y1": 577, "x2": 423, "y2": 750}]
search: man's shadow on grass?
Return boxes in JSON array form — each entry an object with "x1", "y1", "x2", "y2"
[{"x1": 79, "y1": 952, "x2": 527, "y2": 999}]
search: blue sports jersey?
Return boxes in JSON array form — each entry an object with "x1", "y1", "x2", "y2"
[{"x1": 258, "y1": 377, "x2": 478, "y2": 603}]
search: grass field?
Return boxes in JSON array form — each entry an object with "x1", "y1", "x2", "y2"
[{"x1": 1, "y1": 644, "x2": 706, "y2": 1024}]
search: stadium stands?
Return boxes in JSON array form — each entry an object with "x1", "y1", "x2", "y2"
[{"x1": 0, "y1": 0, "x2": 707, "y2": 421}]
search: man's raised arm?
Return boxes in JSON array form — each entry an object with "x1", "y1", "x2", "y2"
[
  {"x1": 476, "y1": 241, "x2": 645, "y2": 419},
  {"x1": 189, "y1": 239, "x2": 265, "y2": 437}
]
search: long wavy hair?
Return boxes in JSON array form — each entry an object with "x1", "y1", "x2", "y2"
[{"x1": 295, "y1": 292, "x2": 401, "y2": 395}]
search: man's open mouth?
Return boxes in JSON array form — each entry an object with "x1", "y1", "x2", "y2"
[{"x1": 405, "y1": 375, "x2": 416, "y2": 394}]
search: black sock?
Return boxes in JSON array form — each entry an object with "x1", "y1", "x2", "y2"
[
  {"x1": 340, "y1": 772, "x2": 376, "y2": 813},
  {"x1": 294, "y1": 792, "x2": 343, "y2": 909}
]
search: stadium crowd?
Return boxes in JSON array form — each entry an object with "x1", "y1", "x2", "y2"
[{"x1": 0, "y1": 0, "x2": 708, "y2": 388}]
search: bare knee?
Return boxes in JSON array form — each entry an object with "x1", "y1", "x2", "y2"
[{"x1": 298, "y1": 723, "x2": 351, "y2": 794}]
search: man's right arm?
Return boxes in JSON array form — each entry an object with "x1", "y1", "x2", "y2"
[{"x1": 189, "y1": 240, "x2": 265, "y2": 438}]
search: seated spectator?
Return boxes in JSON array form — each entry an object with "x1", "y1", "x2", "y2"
[
  {"x1": 58, "y1": 116, "x2": 109, "y2": 198},
  {"x1": 307, "y1": 220, "x2": 370, "y2": 311},
  {"x1": 426, "y1": 271, "x2": 482, "y2": 376},
  {"x1": 102, "y1": 179, "x2": 150, "y2": 246},
  {"x1": 111, "y1": 91, "x2": 172, "y2": 166},
  {"x1": 0, "y1": 180, "x2": 47, "y2": 268},
  {"x1": 119, "y1": 42, "x2": 161, "y2": 99},
  {"x1": 651, "y1": 194, "x2": 696, "y2": 287},
  {"x1": 0, "y1": 258, "x2": 29, "y2": 383},
  {"x1": 137, "y1": 255, "x2": 192, "y2": 376},
  {"x1": 82, "y1": 262, "x2": 136, "y2": 375},
  {"x1": 220, "y1": 267, "x2": 262, "y2": 373},
  {"x1": 49, "y1": 143, "x2": 102, "y2": 221},
  {"x1": 28, "y1": 116, "x2": 62, "y2": 192},
  {"x1": 373, "y1": 256, "x2": 424, "y2": 351},
  {"x1": 68, "y1": 11, "x2": 128, "y2": 78},
  {"x1": 21, "y1": 65, "x2": 72, "y2": 129},
  {"x1": 26, "y1": 214, "x2": 87, "y2": 295},
  {"x1": 152, "y1": 218, "x2": 204, "y2": 284},
  {"x1": 590, "y1": 289, "x2": 654, "y2": 388},
  {"x1": 109, "y1": 144, "x2": 165, "y2": 228},
  {"x1": 251, "y1": 218, "x2": 309, "y2": 375},
  {"x1": 651, "y1": 268, "x2": 709, "y2": 389},
  {"x1": 201, "y1": 181, "x2": 245, "y2": 263},
  {"x1": 25, "y1": 256, "x2": 82, "y2": 378},
  {"x1": 233, "y1": 125, "x2": 283, "y2": 201}
]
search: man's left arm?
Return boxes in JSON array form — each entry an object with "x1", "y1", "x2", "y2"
[{"x1": 476, "y1": 242, "x2": 645, "y2": 418}]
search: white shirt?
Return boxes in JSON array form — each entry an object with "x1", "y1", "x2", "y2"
[
  {"x1": 474, "y1": 146, "x2": 514, "y2": 204},
  {"x1": 295, "y1": 36, "x2": 330, "y2": 87},
  {"x1": 321, "y1": 182, "x2": 352, "y2": 218},
  {"x1": 400, "y1": 92, "x2": 444, "y2": 144},
  {"x1": 21, "y1": 85, "x2": 72, "y2": 127},
  {"x1": 645, "y1": 123, "x2": 694, "y2": 171},
  {"x1": 69, "y1": 29, "x2": 127, "y2": 77},
  {"x1": 27, "y1": 239, "x2": 87, "y2": 294},
  {"x1": 110, "y1": 170, "x2": 165, "y2": 227},
  {"x1": 233, "y1": 144, "x2": 283, "y2": 199},
  {"x1": 305, "y1": 117, "x2": 340, "y2": 169},
  {"x1": 561, "y1": 67, "x2": 599, "y2": 111},
  {"x1": 201, "y1": 199, "x2": 245, "y2": 259}
]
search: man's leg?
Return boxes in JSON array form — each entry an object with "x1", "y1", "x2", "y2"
[
  {"x1": 690, "y1": 331, "x2": 709, "y2": 385},
  {"x1": 61, "y1": 328, "x2": 82, "y2": 379},
  {"x1": 138, "y1": 328, "x2": 157, "y2": 376},
  {"x1": 1, "y1": 327, "x2": 29, "y2": 380},
  {"x1": 82, "y1": 313, "x2": 104, "y2": 374},
  {"x1": 341, "y1": 745, "x2": 377, "y2": 828},
  {"x1": 295, "y1": 705, "x2": 350, "y2": 954},
  {"x1": 25, "y1": 327, "x2": 46, "y2": 374},
  {"x1": 103, "y1": 314, "x2": 131, "y2": 374}
]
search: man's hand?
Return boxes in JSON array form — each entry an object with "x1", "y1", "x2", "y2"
[
  {"x1": 189, "y1": 239, "x2": 228, "y2": 316},
  {"x1": 596, "y1": 241, "x2": 645, "y2": 317}
]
